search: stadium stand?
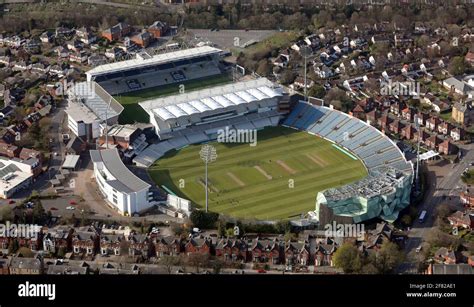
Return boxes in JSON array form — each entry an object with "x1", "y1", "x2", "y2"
[
  {"x1": 283, "y1": 101, "x2": 414, "y2": 224},
  {"x1": 86, "y1": 46, "x2": 223, "y2": 95}
]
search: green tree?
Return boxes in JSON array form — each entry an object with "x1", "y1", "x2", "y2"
[
  {"x1": 448, "y1": 56, "x2": 467, "y2": 76},
  {"x1": 333, "y1": 243, "x2": 362, "y2": 273},
  {"x1": 190, "y1": 211, "x2": 219, "y2": 229},
  {"x1": 307, "y1": 85, "x2": 326, "y2": 99},
  {"x1": 374, "y1": 241, "x2": 404, "y2": 274}
]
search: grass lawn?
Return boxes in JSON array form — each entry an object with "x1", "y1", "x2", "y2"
[
  {"x1": 233, "y1": 31, "x2": 299, "y2": 56},
  {"x1": 439, "y1": 111, "x2": 452, "y2": 122},
  {"x1": 114, "y1": 74, "x2": 232, "y2": 124},
  {"x1": 148, "y1": 126, "x2": 368, "y2": 220}
]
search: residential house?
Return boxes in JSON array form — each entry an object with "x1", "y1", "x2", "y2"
[
  {"x1": 215, "y1": 239, "x2": 248, "y2": 263},
  {"x1": 184, "y1": 237, "x2": 212, "y2": 256},
  {"x1": 377, "y1": 113, "x2": 392, "y2": 131},
  {"x1": 100, "y1": 234, "x2": 124, "y2": 256},
  {"x1": 450, "y1": 127, "x2": 465, "y2": 141},
  {"x1": 425, "y1": 134, "x2": 442, "y2": 150},
  {"x1": 154, "y1": 236, "x2": 182, "y2": 257},
  {"x1": 40, "y1": 31, "x2": 54, "y2": 44},
  {"x1": 438, "y1": 121, "x2": 453, "y2": 135},
  {"x1": 389, "y1": 119, "x2": 404, "y2": 135},
  {"x1": 401, "y1": 125, "x2": 417, "y2": 140},
  {"x1": 43, "y1": 227, "x2": 73, "y2": 254},
  {"x1": 351, "y1": 104, "x2": 365, "y2": 120},
  {"x1": 19, "y1": 148, "x2": 43, "y2": 163},
  {"x1": 154, "y1": 236, "x2": 183, "y2": 257},
  {"x1": 148, "y1": 21, "x2": 168, "y2": 38},
  {"x1": 401, "y1": 107, "x2": 416, "y2": 122},
  {"x1": 128, "y1": 233, "x2": 150, "y2": 257},
  {"x1": 439, "y1": 140, "x2": 459, "y2": 155},
  {"x1": 9, "y1": 255, "x2": 44, "y2": 274},
  {"x1": 284, "y1": 241, "x2": 310, "y2": 266},
  {"x1": 426, "y1": 116, "x2": 441, "y2": 131},
  {"x1": 452, "y1": 102, "x2": 473, "y2": 125},
  {"x1": 131, "y1": 31, "x2": 152, "y2": 48},
  {"x1": 75, "y1": 27, "x2": 97, "y2": 45},
  {"x1": 249, "y1": 238, "x2": 282, "y2": 265},
  {"x1": 442, "y1": 77, "x2": 473, "y2": 96},
  {"x1": 0, "y1": 143, "x2": 20, "y2": 158},
  {"x1": 72, "y1": 230, "x2": 98, "y2": 256},
  {"x1": 416, "y1": 112, "x2": 429, "y2": 127},
  {"x1": 69, "y1": 51, "x2": 88, "y2": 63},
  {"x1": 314, "y1": 242, "x2": 337, "y2": 266},
  {"x1": 102, "y1": 22, "x2": 131, "y2": 41},
  {"x1": 434, "y1": 247, "x2": 456, "y2": 264},
  {"x1": 447, "y1": 211, "x2": 474, "y2": 229}
]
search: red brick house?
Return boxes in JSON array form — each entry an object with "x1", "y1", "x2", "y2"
[
  {"x1": 215, "y1": 239, "x2": 248, "y2": 262},
  {"x1": 438, "y1": 121, "x2": 452, "y2": 135},
  {"x1": 389, "y1": 119, "x2": 404, "y2": 134},
  {"x1": 72, "y1": 230, "x2": 98, "y2": 256},
  {"x1": 416, "y1": 112, "x2": 430, "y2": 126},
  {"x1": 447, "y1": 211, "x2": 474, "y2": 229},
  {"x1": 102, "y1": 22, "x2": 131, "y2": 41},
  {"x1": 426, "y1": 116, "x2": 441, "y2": 131},
  {"x1": 425, "y1": 134, "x2": 442, "y2": 150},
  {"x1": 148, "y1": 21, "x2": 168, "y2": 38},
  {"x1": 0, "y1": 142, "x2": 20, "y2": 158},
  {"x1": 366, "y1": 109, "x2": 378, "y2": 125},
  {"x1": 434, "y1": 247, "x2": 457, "y2": 264},
  {"x1": 284, "y1": 241, "x2": 310, "y2": 266},
  {"x1": 184, "y1": 237, "x2": 212, "y2": 256},
  {"x1": 314, "y1": 243, "x2": 337, "y2": 266},
  {"x1": 131, "y1": 31, "x2": 152, "y2": 48},
  {"x1": 351, "y1": 104, "x2": 365, "y2": 120},
  {"x1": 378, "y1": 114, "x2": 392, "y2": 131},
  {"x1": 401, "y1": 125, "x2": 417, "y2": 140},
  {"x1": 154, "y1": 236, "x2": 182, "y2": 257},
  {"x1": 100, "y1": 234, "x2": 124, "y2": 256},
  {"x1": 19, "y1": 147, "x2": 43, "y2": 163},
  {"x1": 250, "y1": 238, "x2": 282, "y2": 265},
  {"x1": 438, "y1": 140, "x2": 458, "y2": 155},
  {"x1": 401, "y1": 107, "x2": 416, "y2": 122},
  {"x1": 128, "y1": 234, "x2": 150, "y2": 257},
  {"x1": 390, "y1": 101, "x2": 405, "y2": 116},
  {"x1": 414, "y1": 130, "x2": 430, "y2": 143}
]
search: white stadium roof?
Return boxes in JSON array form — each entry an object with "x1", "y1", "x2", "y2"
[
  {"x1": 66, "y1": 82, "x2": 123, "y2": 122},
  {"x1": 87, "y1": 46, "x2": 222, "y2": 77},
  {"x1": 139, "y1": 78, "x2": 283, "y2": 121}
]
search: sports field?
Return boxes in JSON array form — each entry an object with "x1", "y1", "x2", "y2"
[
  {"x1": 148, "y1": 126, "x2": 368, "y2": 221},
  {"x1": 114, "y1": 74, "x2": 232, "y2": 124}
]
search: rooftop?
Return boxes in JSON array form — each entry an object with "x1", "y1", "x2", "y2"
[
  {"x1": 90, "y1": 148, "x2": 150, "y2": 193},
  {"x1": 139, "y1": 78, "x2": 284, "y2": 121},
  {"x1": 87, "y1": 46, "x2": 221, "y2": 77}
]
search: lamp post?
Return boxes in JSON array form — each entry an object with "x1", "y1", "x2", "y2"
[
  {"x1": 300, "y1": 45, "x2": 311, "y2": 101},
  {"x1": 199, "y1": 144, "x2": 217, "y2": 212}
]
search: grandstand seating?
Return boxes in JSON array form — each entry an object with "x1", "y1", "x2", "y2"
[{"x1": 282, "y1": 101, "x2": 412, "y2": 174}]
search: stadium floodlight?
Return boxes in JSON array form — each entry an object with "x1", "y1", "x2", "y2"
[
  {"x1": 300, "y1": 45, "x2": 312, "y2": 101},
  {"x1": 414, "y1": 115, "x2": 421, "y2": 188},
  {"x1": 199, "y1": 144, "x2": 217, "y2": 212}
]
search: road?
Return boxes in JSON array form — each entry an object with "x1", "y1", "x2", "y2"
[{"x1": 398, "y1": 143, "x2": 473, "y2": 273}]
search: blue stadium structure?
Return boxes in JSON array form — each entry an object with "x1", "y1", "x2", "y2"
[{"x1": 283, "y1": 101, "x2": 413, "y2": 224}]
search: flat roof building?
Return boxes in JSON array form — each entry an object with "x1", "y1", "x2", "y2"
[
  {"x1": 90, "y1": 149, "x2": 152, "y2": 215},
  {"x1": 0, "y1": 156, "x2": 38, "y2": 198}
]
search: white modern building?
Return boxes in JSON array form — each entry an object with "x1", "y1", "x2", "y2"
[
  {"x1": 90, "y1": 148, "x2": 153, "y2": 215},
  {"x1": 0, "y1": 156, "x2": 38, "y2": 199},
  {"x1": 65, "y1": 82, "x2": 123, "y2": 141}
]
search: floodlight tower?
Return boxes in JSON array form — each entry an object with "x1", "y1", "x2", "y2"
[
  {"x1": 301, "y1": 45, "x2": 311, "y2": 101},
  {"x1": 414, "y1": 115, "x2": 421, "y2": 188},
  {"x1": 199, "y1": 144, "x2": 217, "y2": 212}
]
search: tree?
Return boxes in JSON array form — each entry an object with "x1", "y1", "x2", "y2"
[
  {"x1": 400, "y1": 214, "x2": 412, "y2": 226},
  {"x1": 160, "y1": 255, "x2": 180, "y2": 275},
  {"x1": 279, "y1": 70, "x2": 297, "y2": 85},
  {"x1": 333, "y1": 243, "x2": 362, "y2": 273},
  {"x1": 188, "y1": 253, "x2": 209, "y2": 273},
  {"x1": 256, "y1": 60, "x2": 271, "y2": 77},
  {"x1": 448, "y1": 56, "x2": 467, "y2": 76},
  {"x1": 190, "y1": 211, "x2": 219, "y2": 229},
  {"x1": 307, "y1": 85, "x2": 326, "y2": 99},
  {"x1": 374, "y1": 241, "x2": 404, "y2": 274}
]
